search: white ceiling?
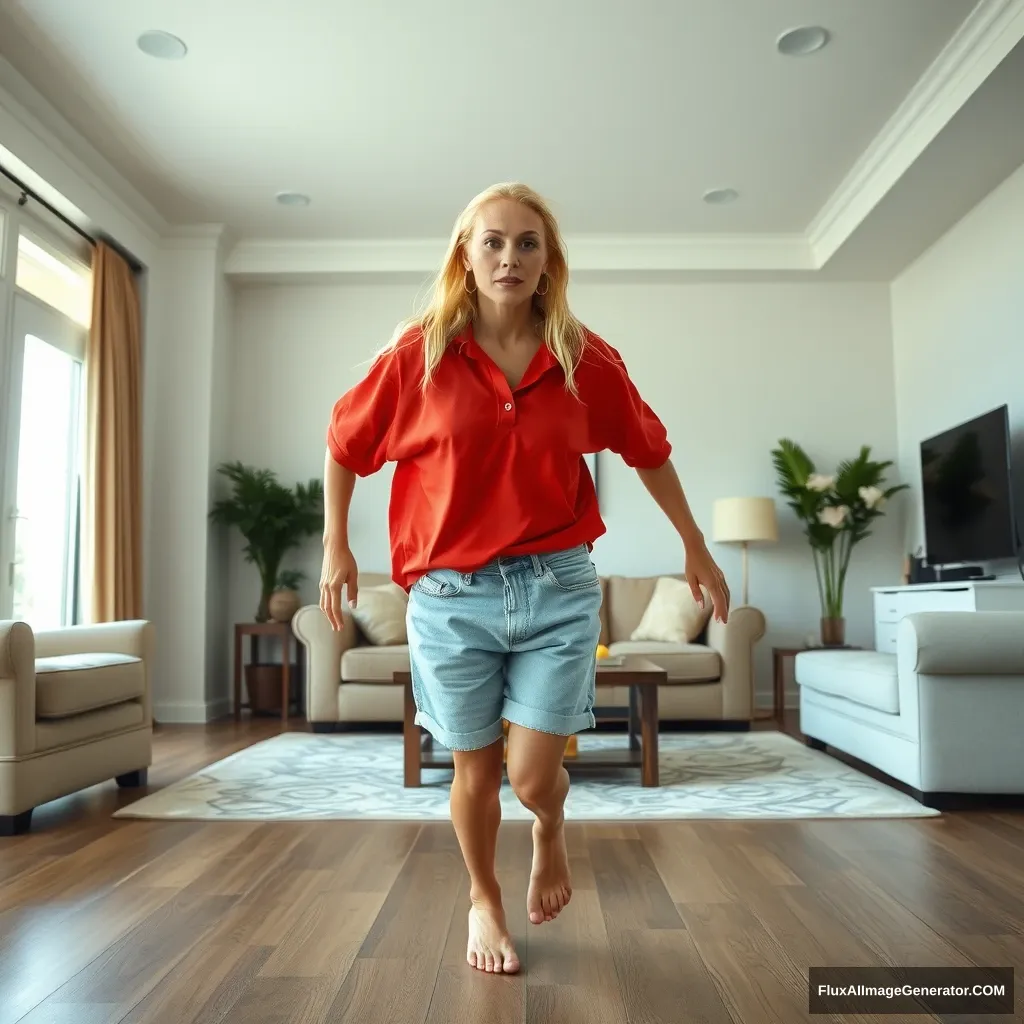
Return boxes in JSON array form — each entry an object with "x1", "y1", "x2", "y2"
[{"x1": 0, "y1": 0, "x2": 989, "y2": 245}]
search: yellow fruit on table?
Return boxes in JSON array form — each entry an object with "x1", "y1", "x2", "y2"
[{"x1": 596, "y1": 644, "x2": 610, "y2": 659}]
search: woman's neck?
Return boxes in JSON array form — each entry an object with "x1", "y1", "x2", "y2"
[{"x1": 473, "y1": 297, "x2": 537, "y2": 349}]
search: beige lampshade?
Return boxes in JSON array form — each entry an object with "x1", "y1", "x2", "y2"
[{"x1": 712, "y1": 497, "x2": 779, "y2": 544}]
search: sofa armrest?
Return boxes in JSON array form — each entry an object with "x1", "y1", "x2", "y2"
[
  {"x1": 34, "y1": 620, "x2": 153, "y2": 660},
  {"x1": 0, "y1": 621, "x2": 37, "y2": 757},
  {"x1": 705, "y1": 605, "x2": 766, "y2": 719},
  {"x1": 901, "y1": 611, "x2": 1024, "y2": 676},
  {"x1": 293, "y1": 604, "x2": 357, "y2": 722}
]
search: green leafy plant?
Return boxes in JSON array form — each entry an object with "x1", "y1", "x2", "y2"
[
  {"x1": 771, "y1": 440, "x2": 908, "y2": 620},
  {"x1": 209, "y1": 461, "x2": 324, "y2": 621}
]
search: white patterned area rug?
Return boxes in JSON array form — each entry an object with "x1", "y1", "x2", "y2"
[{"x1": 113, "y1": 730, "x2": 938, "y2": 822}]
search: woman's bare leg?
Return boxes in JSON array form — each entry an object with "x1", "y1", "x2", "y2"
[
  {"x1": 450, "y1": 738, "x2": 519, "y2": 973},
  {"x1": 505, "y1": 725, "x2": 573, "y2": 925}
]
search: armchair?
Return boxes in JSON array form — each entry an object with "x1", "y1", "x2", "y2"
[{"x1": 0, "y1": 618, "x2": 154, "y2": 834}]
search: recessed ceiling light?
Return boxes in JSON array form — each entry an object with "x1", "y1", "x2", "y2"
[
  {"x1": 276, "y1": 192, "x2": 311, "y2": 207},
  {"x1": 703, "y1": 188, "x2": 739, "y2": 205},
  {"x1": 777, "y1": 26, "x2": 830, "y2": 56},
  {"x1": 137, "y1": 30, "x2": 188, "y2": 60}
]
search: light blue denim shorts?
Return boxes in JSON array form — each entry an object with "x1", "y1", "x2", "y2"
[{"x1": 405, "y1": 543, "x2": 603, "y2": 751}]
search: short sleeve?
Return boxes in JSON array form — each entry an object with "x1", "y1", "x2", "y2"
[
  {"x1": 588, "y1": 341, "x2": 671, "y2": 469},
  {"x1": 327, "y1": 349, "x2": 401, "y2": 476}
]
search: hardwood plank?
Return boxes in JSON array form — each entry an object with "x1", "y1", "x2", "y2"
[
  {"x1": 260, "y1": 889, "x2": 383, "y2": 977},
  {"x1": 608, "y1": 928, "x2": 734, "y2": 1024},
  {"x1": 356, "y1": 849, "x2": 463, "y2": 959},
  {"x1": 679, "y1": 901, "x2": 837, "y2": 1024},
  {"x1": 635, "y1": 822, "x2": 737, "y2": 904},
  {"x1": 118, "y1": 943, "x2": 273, "y2": 1024},
  {"x1": 327, "y1": 845, "x2": 464, "y2": 1023},
  {"x1": 816, "y1": 867, "x2": 978, "y2": 967},
  {"x1": 0, "y1": 882, "x2": 182, "y2": 1024},
  {"x1": 18, "y1": 889, "x2": 237, "y2": 1022},
  {"x1": 589, "y1": 837, "x2": 685, "y2": 931}
]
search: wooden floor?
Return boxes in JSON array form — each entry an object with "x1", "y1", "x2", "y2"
[{"x1": 1, "y1": 714, "x2": 1022, "y2": 1024}]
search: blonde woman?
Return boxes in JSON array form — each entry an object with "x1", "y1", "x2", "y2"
[{"x1": 320, "y1": 183, "x2": 729, "y2": 974}]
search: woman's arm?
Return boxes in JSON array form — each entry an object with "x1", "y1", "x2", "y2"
[
  {"x1": 320, "y1": 447, "x2": 360, "y2": 627},
  {"x1": 636, "y1": 459, "x2": 731, "y2": 622},
  {"x1": 323, "y1": 446, "x2": 356, "y2": 547},
  {"x1": 635, "y1": 459, "x2": 703, "y2": 547}
]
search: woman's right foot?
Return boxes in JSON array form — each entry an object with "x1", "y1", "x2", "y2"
[{"x1": 467, "y1": 894, "x2": 520, "y2": 974}]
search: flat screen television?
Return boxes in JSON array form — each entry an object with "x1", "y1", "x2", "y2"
[{"x1": 920, "y1": 404, "x2": 1018, "y2": 566}]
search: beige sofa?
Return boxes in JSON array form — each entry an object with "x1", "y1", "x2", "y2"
[
  {"x1": 293, "y1": 573, "x2": 765, "y2": 731},
  {"x1": 0, "y1": 619, "x2": 154, "y2": 835}
]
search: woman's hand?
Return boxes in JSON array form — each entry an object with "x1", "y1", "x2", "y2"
[
  {"x1": 684, "y1": 538, "x2": 731, "y2": 623},
  {"x1": 320, "y1": 538, "x2": 359, "y2": 631}
]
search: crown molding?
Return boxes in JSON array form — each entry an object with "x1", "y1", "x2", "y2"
[
  {"x1": 0, "y1": 57, "x2": 168, "y2": 262},
  {"x1": 162, "y1": 224, "x2": 229, "y2": 251},
  {"x1": 808, "y1": 0, "x2": 1024, "y2": 267},
  {"x1": 225, "y1": 232, "x2": 814, "y2": 278}
]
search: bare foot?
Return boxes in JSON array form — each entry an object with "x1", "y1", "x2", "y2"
[
  {"x1": 467, "y1": 895, "x2": 520, "y2": 974},
  {"x1": 527, "y1": 816, "x2": 571, "y2": 924}
]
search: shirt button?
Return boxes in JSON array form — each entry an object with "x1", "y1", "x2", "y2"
[{"x1": 504, "y1": 402, "x2": 513, "y2": 411}]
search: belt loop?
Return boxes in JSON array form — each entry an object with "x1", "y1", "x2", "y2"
[{"x1": 531, "y1": 554, "x2": 543, "y2": 577}]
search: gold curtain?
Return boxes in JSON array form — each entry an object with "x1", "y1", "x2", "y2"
[{"x1": 83, "y1": 242, "x2": 143, "y2": 622}]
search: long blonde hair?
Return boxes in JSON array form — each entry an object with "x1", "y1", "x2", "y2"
[{"x1": 387, "y1": 182, "x2": 589, "y2": 395}]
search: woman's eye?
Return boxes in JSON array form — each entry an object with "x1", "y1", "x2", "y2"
[{"x1": 521, "y1": 239, "x2": 537, "y2": 249}]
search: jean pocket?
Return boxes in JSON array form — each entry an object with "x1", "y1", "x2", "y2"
[
  {"x1": 412, "y1": 569, "x2": 465, "y2": 598},
  {"x1": 542, "y1": 552, "x2": 600, "y2": 592}
]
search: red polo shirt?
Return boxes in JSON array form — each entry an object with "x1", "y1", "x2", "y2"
[{"x1": 327, "y1": 322, "x2": 671, "y2": 589}]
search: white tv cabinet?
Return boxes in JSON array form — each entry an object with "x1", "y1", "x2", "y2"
[{"x1": 871, "y1": 580, "x2": 1024, "y2": 653}]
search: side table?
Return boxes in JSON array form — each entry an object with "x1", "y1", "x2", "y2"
[
  {"x1": 233, "y1": 620, "x2": 302, "y2": 725},
  {"x1": 772, "y1": 644, "x2": 862, "y2": 724}
]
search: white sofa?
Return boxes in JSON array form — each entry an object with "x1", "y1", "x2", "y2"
[{"x1": 796, "y1": 610, "x2": 1024, "y2": 807}]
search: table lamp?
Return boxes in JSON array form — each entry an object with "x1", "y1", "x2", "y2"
[{"x1": 712, "y1": 497, "x2": 778, "y2": 605}]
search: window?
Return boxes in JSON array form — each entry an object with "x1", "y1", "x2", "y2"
[
  {"x1": 0, "y1": 224, "x2": 91, "y2": 628},
  {"x1": 11, "y1": 331, "x2": 83, "y2": 627}
]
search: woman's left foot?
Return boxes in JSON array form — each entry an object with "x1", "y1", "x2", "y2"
[{"x1": 527, "y1": 816, "x2": 571, "y2": 924}]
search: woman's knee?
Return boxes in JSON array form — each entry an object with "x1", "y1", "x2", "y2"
[
  {"x1": 507, "y1": 761, "x2": 563, "y2": 809},
  {"x1": 452, "y1": 742, "x2": 504, "y2": 797}
]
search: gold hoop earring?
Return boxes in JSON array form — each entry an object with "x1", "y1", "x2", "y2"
[
  {"x1": 536, "y1": 273, "x2": 549, "y2": 297},
  {"x1": 464, "y1": 270, "x2": 477, "y2": 294}
]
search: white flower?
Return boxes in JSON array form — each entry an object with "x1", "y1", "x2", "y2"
[
  {"x1": 818, "y1": 505, "x2": 849, "y2": 528},
  {"x1": 807, "y1": 473, "x2": 835, "y2": 492},
  {"x1": 859, "y1": 485, "x2": 884, "y2": 509}
]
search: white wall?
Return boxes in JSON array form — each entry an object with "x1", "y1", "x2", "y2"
[
  {"x1": 204, "y1": 235, "x2": 235, "y2": 713},
  {"x1": 230, "y1": 279, "x2": 905, "y2": 707},
  {"x1": 891, "y1": 161, "x2": 1024, "y2": 576}
]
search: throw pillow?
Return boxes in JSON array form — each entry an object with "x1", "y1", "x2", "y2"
[
  {"x1": 349, "y1": 582, "x2": 408, "y2": 645},
  {"x1": 630, "y1": 576, "x2": 712, "y2": 644}
]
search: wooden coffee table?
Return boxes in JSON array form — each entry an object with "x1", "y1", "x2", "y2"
[{"x1": 394, "y1": 654, "x2": 666, "y2": 788}]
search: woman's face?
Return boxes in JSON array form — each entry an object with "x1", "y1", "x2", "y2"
[{"x1": 463, "y1": 198, "x2": 548, "y2": 307}]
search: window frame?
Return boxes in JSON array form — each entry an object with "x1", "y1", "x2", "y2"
[{"x1": 0, "y1": 192, "x2": 92, "y2": 624}]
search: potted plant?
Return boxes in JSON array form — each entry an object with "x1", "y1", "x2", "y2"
[
  {"x1": 268, "y1": 568, "x2": 306, "y2": 624},
  {"x1": 772, "y1": 440, "x2": 907, "y2": 646},
  {"x1": 208, "y1": 461, "x2": 324, "y2": 622}
]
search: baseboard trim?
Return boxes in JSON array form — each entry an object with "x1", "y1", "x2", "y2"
[{"x1": 910, "y1": 789, "x2": 1024, "y2": 810}]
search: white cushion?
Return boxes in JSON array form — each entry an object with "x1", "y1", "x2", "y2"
[
  {"x1": 349, "y1": 583, "x2": 408, "y2": 645},
  {"x1": 630, "y1": 576, "x2": 710, "y2": 644},
  {"x1": 795, "y1": 649, "x2": 899, "y2": 714}
]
